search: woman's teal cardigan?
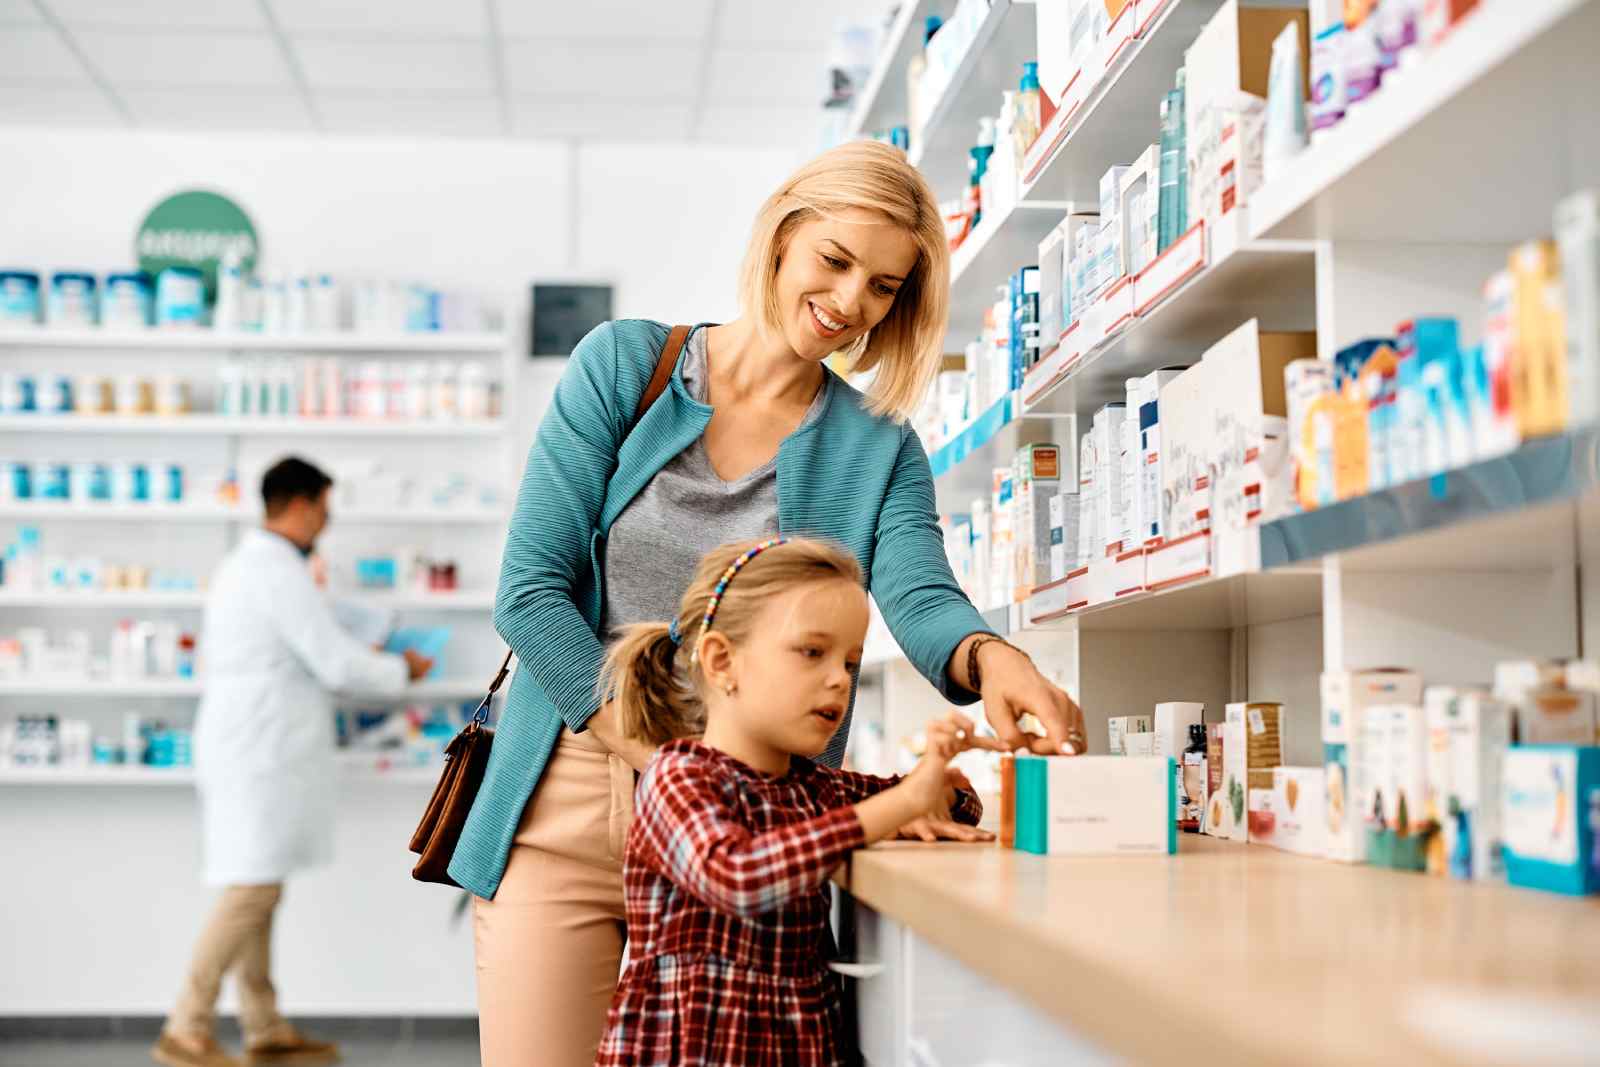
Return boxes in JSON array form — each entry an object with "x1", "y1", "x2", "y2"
[{"x1": 449, "y1": 319, "x2": 992, "y2": 898}]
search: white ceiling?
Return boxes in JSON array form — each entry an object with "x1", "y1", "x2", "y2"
[{"x1": 0, "y1": 0, "x2": 873, "y2": 145}]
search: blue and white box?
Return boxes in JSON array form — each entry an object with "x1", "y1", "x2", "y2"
[{"x1": 1501, "y1": 745, "x2": 1600, "y2": 896}]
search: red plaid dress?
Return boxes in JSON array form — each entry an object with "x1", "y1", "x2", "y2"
[{"x1": 596, "y1": 739, "x2": 982, "y2": 1067}]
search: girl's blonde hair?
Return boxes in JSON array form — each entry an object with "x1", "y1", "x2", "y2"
[
  {"x1": 737, "y1": 140, "x2": 950, "y2": 422},
  {"x1": 598, "y1": 538, "x2": 864, "y2": 746}
]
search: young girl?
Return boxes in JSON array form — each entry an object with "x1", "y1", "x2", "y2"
[{"x1": 594, "y1": 537, "x2": 995, "y2": 1067}]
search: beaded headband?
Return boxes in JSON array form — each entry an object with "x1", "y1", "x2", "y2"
[{"x1": 690, "y1": 537, "x2": 790, "y2": 665}]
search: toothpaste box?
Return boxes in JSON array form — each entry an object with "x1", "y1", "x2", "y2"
[
  {"x1": 1252, "y1": 766, "x2": 1326, "y2": 856},
  {"x1": 1108, "y1": 714, "x2": 1151, "y2": 756},
  {"x1": 1322, "y1": 669, "x2": 1423, "y2": 862},
  {"x1": 1427, "y1": 688, "x2": 1513, "y2": 882},
  {"x1": 1501, "y1": 745, "x2": 1600, "y2": 895},
  {"x1": 1013, "y1": 755, "x2": 1177, "y2": 856}
]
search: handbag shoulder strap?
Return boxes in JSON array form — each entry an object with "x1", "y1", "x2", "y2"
[
  {"x1": 478, "y1": 324, "x2": 692, "y2": 715},
  {"x1": 634, "y1": 323, "x2": 691, "y2": 428}
]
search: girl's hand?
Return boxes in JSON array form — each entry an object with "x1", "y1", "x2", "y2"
[
  {"x1": 973, "y1": 640, "x2": 1087, "y2": 756},
  {"x1": 897, "y1": 712, "x2": 991, "y2": 814},
  {"x1": 895, "y1": 767, "x2": 991, "y2": 842}
]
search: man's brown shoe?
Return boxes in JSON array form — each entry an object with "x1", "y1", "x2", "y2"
[
  {"x1": 243, "y1": 1031, "x2": 340, "y2": 1066},
  {"x1": 151, "y1": 1033, "x2": 242, "y2": 1067}
]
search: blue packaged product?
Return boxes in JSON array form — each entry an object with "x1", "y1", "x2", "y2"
[
  {"x1": 164, "y1": 463, "x2": 184, "y2": 503},
  {"x1": 102, "y1": 271, "x2": 153, "y2": 328},
  {"x1": 7, "y1": 461, "x2": 32, "y2": 500},
  {"x1": 48, "y1": 271, "x2": 98, "y2": 327},
  {"x1": 1, "y1": 372, "x2": 37, "y2": 413},
  {"x1": 40, "y1": 463, "x2": 70, "y2": 500},
  {"x1": 1009, "y1": 266, "x2": 1041, "y2": 387},
  {"x1": 1502, "y1": 745, "x2": 1600, "y2": 896},
  {"x1": 40, "y1": 374, "x2": 72, "y2": 414},
  {"x1": 0, "y1": 270, "x2": 42, "y2": 326},
  {"x1": 155, "y1": 267, "x2": 205, "y2": 329}
]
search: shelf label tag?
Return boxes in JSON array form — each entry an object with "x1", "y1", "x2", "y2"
[
  {"x1": 1146, "y1": 531, "x2": 1211, "y2": 591},
  {"x1": 1097, "y1": 278, "x2": 1135, "y2": 345},
  {"x1": 1133, "y1": 221, "x2": 1207, "y2": 318}
]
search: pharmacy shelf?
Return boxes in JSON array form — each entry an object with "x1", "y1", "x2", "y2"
[
  {"x1": 929, "y1": 391, "x2": 1071, "y2": 505},
  {"x1": 0, "y1": 414, "x2": 505, "y2": 438},
  {"x1": 0, "y1": 502, "x2": 507, "y2": 525},
  {"x1": 0, "y1": 589, "x2": 495, "y2": 611},
  {"x1": 1247, "y1": 0, "x2": 1598, "y2": 242},
  {"x1": 840, "y1": 0, "x2": 933, "y2": 140},
  {"x1": 0, "y1": 327, "x2": 507, "y2": 353},
  {"x1": 1022, "y1": 213, "x2": 1317, "y2": 419},
  {"x1": 1260, "y1": 426, "x2": 1600, "y2": 573},
  {"x1": 1019, "y1": 0, "x2": 1225, "y2": 204},
  {"x1": 947, "y1": 199, "x2": 1077, "y2": 343},
  {"x1": 1061, "y1": 567, "x2": 1321, "y2": 631},
  {"x1": 0, "y1": 678, "x2": 485, "y2": 702},
  {"x1": 908, "y1": 0, "x2": 1037, "y2": 197},
  {"x1": 0, "y1": 764, "x2": 443, "y2": 786}
]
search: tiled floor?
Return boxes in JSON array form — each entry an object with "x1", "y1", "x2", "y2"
[{"x1": 0, "y1": 1037, "x2": 479, "y2": 1066}]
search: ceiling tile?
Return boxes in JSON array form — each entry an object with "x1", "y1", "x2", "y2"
[
  {"x1": 270, "y1": 0, "x2": 486, "y2": 37},
  {"x1": 0, "y1": 0, "x2": 44, "y2": 25},
  {"x1": 0, "y1": 85, "x2": 122, "y2": 125},
  {"x1": 47, "y1": 0, "x2": 265, "y2": 30},
  {"x1": 704, "y1": 47, "x2": 825, "y2": 105},
  {"x1": 717, "y1": 0, "x2": 885, "y2": 48},
  {"x1": 319, "y1": 92, "x2": 501, "y2": 137},
  {"x1": 75, "y1": 30, "x2": 292, "y2": 87},
  {"x1": 294, "y1": 39, "x2": 493, "y2": 92},
  {"x1": 0, "y1": 26, "x2": 90, "y2": 81},
  {"x1": 696, "y1": 103, "x2": 821, "y2": 147},
  {"x1": 495, "y1": 0, "x2": 712, "y2": 40},
  {"x1": 512, "y1": 97, "x2": 692, "y2": 142},
  {"x1": 502, "y1": 40, "x2": 697, "y2": 100},
  {"x1": 123, "y1": 88, "x2": 312, "y2": 130}
]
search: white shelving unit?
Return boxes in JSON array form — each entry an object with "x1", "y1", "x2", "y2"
[
  {"x1": 0, "y1": 677, "x2": 485, "y2": 701},
  {"x1": 0, "y1": 327, "x2": 506, "y2": 353},
  {"x1": 839, "y1": 0, "x2": 934, "y2": 141},
  {"x1": 0, "y1": 763, "x2": 442, "y2": 786},
  {"x1": 0, "y1": 589, "x2": 495, "y2": 610},
  {"x1": 948, "y1": 198, "x2": 1076, "y2": 343},
  {"x1": 0, "y1": 414, "x2": 505, "y2": 437},
  {"x1": 0, "y1": 501, "x2": 508, "y2": 524}
]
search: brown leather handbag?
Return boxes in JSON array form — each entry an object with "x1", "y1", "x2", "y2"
[{"x1": 408, "y1": 324, "x2": 692, "y2": 886}]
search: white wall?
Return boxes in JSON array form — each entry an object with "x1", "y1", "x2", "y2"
[{"x1": 0, "y1": 125, "x2": 805, "y2": 1016}]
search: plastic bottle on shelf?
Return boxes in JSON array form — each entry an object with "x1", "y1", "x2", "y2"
[
  {"x1": 1014, "y1": 62, "x2": 1042, "y2": 165},
  {"x1": 385, "y1": 362, "x2": 407, "y2": 420},
  {"x1": 406, "y1": 363, "x2": 432, "y2": 421},
  {"x1": 321, "y1": 358, "x2": 343, "y2": 418},
  {"x1": 262, "y1": 274, "x2": 288, "y2": 335},
  {"x1": 311, "y1": 274, "x2": 340, "y2": 332},
  {"x1": 300, "y1": 359, "x2": 322, "y2": 418},
  {"x1": 242, "y1": 275, "x2": 264, "y2": 333},
  {"x1": 432, "y1": 361, "x2": 459, "y2": 420},
  {"x1": 459, "y1": 363, "x2": 490, "y2": 421},
  {"x1": 287, "y1": 271, "x2": 312, "y2": 334},
  {"x1": 212, "y1": 252, "x2": 244, "y2": 332},
  {"x1": 906, "y1": 15, "x2": 944, "y2": 153}
]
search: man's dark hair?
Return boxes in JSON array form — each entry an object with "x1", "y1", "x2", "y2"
[{"x1": 261, "y1": 456, "x2": 333, "y2": 518}]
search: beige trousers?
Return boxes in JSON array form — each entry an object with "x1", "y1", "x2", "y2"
[
  {"x1": 166, "y1": 883, "x2": 291, "y2": 1045},
  {"x1": 472, "y1": 727, "x2": 636, "y2": 1067}
]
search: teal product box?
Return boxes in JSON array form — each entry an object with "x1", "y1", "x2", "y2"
[
  {"x1": 1502, "y1": 745, "x2": 1600, "y2": 896},
  {"x1": 1009, "y1": 266, "x2": 1041, "y2": 387},
  {"x1": 1013, "y1": 754, "x2": 1177, "y2": 856}
]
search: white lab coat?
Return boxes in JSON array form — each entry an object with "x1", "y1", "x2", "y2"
[{"x1": 194, "y1": 528, "x2": 408, "y2": 886}]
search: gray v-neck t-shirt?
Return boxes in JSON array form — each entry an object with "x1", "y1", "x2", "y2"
[{"x1": 601, "y1": 326, "x2": 829, "y2": 636}]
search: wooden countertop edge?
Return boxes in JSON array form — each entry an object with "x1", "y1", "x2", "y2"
[{"x1": 833, "y1": 841, "x2": 1515, "y2": 1067}]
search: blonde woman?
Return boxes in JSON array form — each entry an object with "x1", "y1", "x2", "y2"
[{"x1": 452, "y1": 141, "x2": 1088, "y2": 1065}]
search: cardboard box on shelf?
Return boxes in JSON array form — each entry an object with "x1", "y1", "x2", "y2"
[
  {"x1": 1383, "y1": 703, "x2": 1435, "y2": 873},
  {"x1": 1202, "y1": 723, "x2": 1229, "y2": 837},
  {"x1": 1123, "y1": 731, "x2": 1156, "y2": 757},
  {"x1": 1038, "y1": 220, "x2": 1070, "y2": 352},
  {"x1": 1135, "y1": 366, "x2": 1190, "y2": 547},
  {"x1": 1013, "y1": 754, "x2": 1176, "y2": 856},
  {"x1": 1154, "y1": 702, "x2": 1206, "y2": 761},
  {"x1": 1230, "y1": 702, "x2": 1285, "y2": 845},
  {"x1": 1120, "y1": 144, "x2": 1162, "y2": 278},
  {"x1": 1013, "y1": 444, "x2": 1063, "y2": 602},
  {"x1": 1427, "y1": 688, "x2": 1513, "y2": 882},
  {"x1": 1510, "y1": 239, "x2": 1567, "y2": 439},
  {"x1": 1184, "y1": 1, "x2": 1310, "y2": 228},
  {"x1": 1158, "y1": 360, "x2": 1216, "y2": 543},
  {"x1": 1322, "y1": 669, "x2": 1423, "y2": 863},
  {"x1": 1501, "y1": 745, "x2": 1600, "y2": 896},
  {"x1": 1252, "y1": 766, "x2": 1326, "y2": 856},
  {"x1": 1108, "y1": 714, "x2": 1152, "y2": 756}
]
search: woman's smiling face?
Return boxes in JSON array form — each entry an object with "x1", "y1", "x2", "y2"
[{"x1": 772, "y1": 207, "x2": 919, "y2": 363}]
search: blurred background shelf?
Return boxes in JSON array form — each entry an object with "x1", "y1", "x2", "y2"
[
  {"x1": 0, "y1": 327, "x2": 507, "y2": 353},
  {"x1": 0, "y1": 414, "x2": 506, "y2": 437}
]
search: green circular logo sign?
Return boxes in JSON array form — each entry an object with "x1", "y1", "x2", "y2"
[{"x1": 135, "y1": 189, "x2": 258, "y2": 301}]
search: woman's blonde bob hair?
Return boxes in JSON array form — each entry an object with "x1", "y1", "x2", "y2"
[{"x1": 737, "y1": 140, "x2": 950, "y2": 422}]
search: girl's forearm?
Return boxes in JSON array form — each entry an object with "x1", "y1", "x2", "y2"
[{"x1": 853, "y1": 786, "x2": 923, "y2": 845}]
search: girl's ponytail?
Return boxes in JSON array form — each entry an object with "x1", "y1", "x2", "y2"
[{"x1": 598, "y1": 622, "x2": 702, "y2": 746}]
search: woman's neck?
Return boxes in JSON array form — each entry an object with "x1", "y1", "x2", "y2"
[
  {"x1": 705, "y1": 317, "x2": 826, "y2": 409},
  {"x1": 701, "y1": 713, "x2": 792, "y2": 777}
]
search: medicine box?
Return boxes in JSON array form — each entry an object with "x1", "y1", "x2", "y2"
[
  {"x1": 1501, "y1": 745, "x2": 1600, "y2": 896},
  {"x1": 1322, "y1": 669, "x2": 1422, "y2": 863},
  {"x1": 1157, "y1": 359, "x2": 1215, "y2": 542},
  {"x1": 1038, "y1": 220, "x2": 1070, "y2": 351},
  {"x1": 1427, "y1": 687, "x2": 1512, "y2": 882},
  {"x1": 1202, "y1": 724, "x2": 1228, "y2": 837},
  {"x1": 1252, "y1": 766, "x2": 1326, "y2": 857},
  {"x1": 1123, "y1": 732, "x2": 1156, "y2": 757},
  {"x1": 1380, "y1": 703, "x2": 1433, "y2": 872},
  {"x1": 1119, "y1": 144, "x2": 1162, "y2": 278},
  {"x1": 1154, "y1": 702, "x2": 1206, "y2": 761},
  {"x1": 1013, "y1": 444, "x2": 1062, "y2": 600},
  {"x1": 1229, "y1": 702, "x2": 1284, "y2": 844},
  {"x1": 1099, "y1": 165, "x2": 1132, "y2": 224},
  {"x1": 1047, "y1": 491, "x2": 1081, "y2": 583},
  {"x1": 1014, "y1": 755, "x2": 1177, "y2": 856},
  {"x1": 1108, "y1": 714, "x2": 1151, "y2": 756},
  {"x1": 1518, "y1": 687, "x2": 1598, "y2": 747}
]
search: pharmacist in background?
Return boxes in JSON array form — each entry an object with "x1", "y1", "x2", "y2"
[{"x1": 153, "y1": 456, "x2": 432, "y2": 1067}]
